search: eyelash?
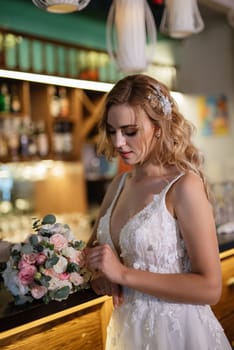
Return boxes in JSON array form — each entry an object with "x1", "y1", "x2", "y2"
[
  {"x1": 107, "y1": 129, "x2": 138, "y2": 137},
  {"x1": 125, "y1": 130, "x2": 138, "y2": 136}
]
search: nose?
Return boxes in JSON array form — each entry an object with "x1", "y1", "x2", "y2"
[{"x1": 113, "y1": 130, "x2": 126, "y2": 148}]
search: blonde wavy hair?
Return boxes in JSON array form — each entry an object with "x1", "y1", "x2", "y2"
[{"x1": 97, "y1": 74, "x2": 209, "y2": 196}]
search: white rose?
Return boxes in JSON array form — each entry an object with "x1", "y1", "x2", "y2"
[
  {"x1": 53, "y1": 255, "x2": 68, "y2": 274},
  {"x1": 48, "y1": 277, "x2": 72, "y2": 291},
  {"x1": 62, "y1": 246, "x2": 76, "y2": 259}
]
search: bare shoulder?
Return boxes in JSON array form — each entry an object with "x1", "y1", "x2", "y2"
[
  {"x1": 169, "y1": 171, "x2": 210, "y2": 219},
  {"x1": 173, "y1": 171, "x2": 205, "y2": 198}
]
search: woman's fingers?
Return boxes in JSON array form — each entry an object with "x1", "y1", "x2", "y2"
[
  {"x1": 85, "y1": 244, "x2": 125, "y2": 285},
  {"x1": 85, "y1": 245, "x2": 111, "y2": 271},
  {"x1": 112, "y1": 283, "x2": 124, "y2": 308},
  {"x1": 90, "y1": 277, "x2": 123, "y2": 307}
]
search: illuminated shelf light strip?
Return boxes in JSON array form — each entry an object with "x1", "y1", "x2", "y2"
[
  {"x1": 0, "y1": 69, "x2": 181, "y2": 100},
  {"x1": 0, "y1": 69, "x2": 114, "y2": 92}
]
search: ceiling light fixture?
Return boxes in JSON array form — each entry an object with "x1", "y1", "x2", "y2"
[
  {"x1": 32, "y1": 0, "x2": 91, "y2": 14},
  {"x1": 106, "y1": 0, "x2": 157, "y2": 73},
  {"x1": 160, "y1": 0, "x2": 204, "y2": 38}
]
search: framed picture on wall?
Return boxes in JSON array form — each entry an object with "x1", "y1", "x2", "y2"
[{"x1": 198, "y1": 94, "x2": 229, "y2": 136}]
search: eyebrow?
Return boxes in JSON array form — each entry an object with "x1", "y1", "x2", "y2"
[{"x1": 106, "y1": 123, "x2": 138, "y2": 129}]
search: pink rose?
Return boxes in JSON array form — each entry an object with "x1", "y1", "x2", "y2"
[
  {"x1": 71, "y1": 250, "x2": 85, "y2": 266},
  {"x1": 58, "y1": 272, "x2": 70, "y2": 280},
  {"x1": 36, "y1": 253, "x2": 47, "y2": 265},
  {"x1": 31, "y1": 284, "x2": 48, "y2": 299},
  {"x1": 18, "y1": 259, "x2": 31, "y2": 270},
  {"x1": 50, "y1": 234, "x2": 68, "y2": 251},
  {"x1": 18, "y1": 264, "x2": 37, "y2": 285},
  {"x1": 43, "y1": 268, "x2": 69, "y2": 280},
  {"x1": 22, "y1": 253, "x2": 38, "y2": 265},
  {"x1": 43, "y1": 268, "x2": 59, "y2": 278}
]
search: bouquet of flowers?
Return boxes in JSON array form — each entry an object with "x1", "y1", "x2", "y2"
[{"x1": 2, "y1": 214, "x2": 91, "y2": 305}]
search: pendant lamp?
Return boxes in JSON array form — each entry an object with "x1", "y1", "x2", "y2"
[
  {"x1": 160, "y1": 0, "x2": 204, "y2": 38},
  {"x1": 106, "y1": 0, "x2": 157, "y2": 73},
  {"x1": 32, "y1": 0, "x2": 91, "y2": 13}
]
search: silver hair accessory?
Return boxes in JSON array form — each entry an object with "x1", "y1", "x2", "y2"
[{"x1": 147, "y1": 84, "x2": 172, "y2": 119}]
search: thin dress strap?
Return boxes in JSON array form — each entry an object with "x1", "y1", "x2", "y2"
[
  {"x1": 109, "y1": 172, "x2": 128, "y2": 212},
  {"x1": 161, "y1": 172, "x2": 185, "y2": 197}
]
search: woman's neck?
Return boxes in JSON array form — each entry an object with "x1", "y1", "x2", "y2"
[{"x1": 130, "y1": 164, "x2": 178, "y2": 181}]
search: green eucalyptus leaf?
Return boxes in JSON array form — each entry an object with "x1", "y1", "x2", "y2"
[
  {"x1": 42, "y1": 214, "x2": 56, "y2": 225},
  {"x1": 39, "y1": 228, "x2": 53, "y2": 238},
  {"x1": 43, "y1": 294, "x2": 51, "y2": 304},
  {"x1": 45, "y1": 254, "x2": 59, "y2": 268},
  {"x1": 53, "y1": 286, "x2": 70, "y2": 300},
  {"x1": 29, "y1": 234, "x2": 39, "y2": 247},
  {"x1": 35, "y1": 244, "x2": 44, "y2": 253},
  {"x1": 40, "y1": 275, "x2": 51, "y2": 287},
  {"x1": 66, "y1": 262, "x2": 80, "y2": 273},
  {"x1": 72, "y1": 240, "x2": 85, "y2": 250},
  {"x1": 42, "y1": 241, "x2": 54, "y2": 250},
  {"x1": 21, "y1": 244, "x2": 34, "y2": 254}
]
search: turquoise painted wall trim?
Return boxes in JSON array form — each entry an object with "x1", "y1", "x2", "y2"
[
  {"x1": 0, "y1": 0, "x2": 106, "y2": 50},
  {"x1": 0, "y1": 0, "x2": 169, "y2": 52}
]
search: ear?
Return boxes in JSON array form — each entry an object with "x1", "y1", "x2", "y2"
[{"x1": 154, "y1": 128, "x2": 161, "y2": 138}]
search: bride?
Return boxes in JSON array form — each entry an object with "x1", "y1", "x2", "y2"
[{"x1": 85, "y1": 74, "x2": 232, "y2": 350}]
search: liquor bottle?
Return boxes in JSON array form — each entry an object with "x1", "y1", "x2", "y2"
[
  {"x1": 0, "y1": 84, "x2": 10, "y2": 112},
  {"x1": 0, "y1": 119, "x2": 8, "y2": 159},
  {"x1": 27, "y1": 119, "x2": 38, "y2": 159},
  {"x1": 10, "y1": 85, "x2": 21, "y2": 114},
  {"x1": 49, "y1": 85, "x2": 60, "y2": 118},
  {"x1": 7, "y1": 117, "x2": 20, "y2": 161},
  {"x1": 59, "y1": 87, "x2": 70, "y2": 118},
  {"x1": 53, "y1": 121, "x2": 64, "y2": 157},
  {"x1": 0, "y1": 85, "x2": 4, "y2": 112},
  {"x1": 36, "y1": 120, "x2": 49, "y2": 158},
  {"x1": 18, "y1": 118, "x2": 30, "y2": 159}
]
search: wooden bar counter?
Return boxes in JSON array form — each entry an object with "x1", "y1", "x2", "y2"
[
  {"x1": 0, "y1": 234, "x2": 233, "y2": 350},
  {"x1": 0, "y1": 287, "x2": 113, "y2": 350}
]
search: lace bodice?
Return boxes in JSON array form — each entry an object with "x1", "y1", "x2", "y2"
[
  {"x1": 97, "y1": 172, "x2": 231, "y2": 350},
  {"x1": 97, "y1": 172, "x2": 191, "y2": 274}
]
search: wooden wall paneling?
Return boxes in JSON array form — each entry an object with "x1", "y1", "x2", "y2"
[
  {"x1": 80, "y1": 93, "x2": 106, "y2": 141},
  {"x1": 34, "y1": 162, "x2": 88, "y2": 215},
  {"x1": 71, "y1": 88, "x2": 83, "y2": 160}
]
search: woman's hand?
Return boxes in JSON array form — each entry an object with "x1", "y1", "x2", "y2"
[
  {"x1": 91, "y1": 276, "x2": 123, "y2": 308},
  {"x1": 85, "y1": 244, "x2": 126, "y2": 285}
]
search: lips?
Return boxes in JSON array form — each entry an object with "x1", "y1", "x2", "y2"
[{"x1": 119, "y1": 151, "x2": 132, "y2": 159}]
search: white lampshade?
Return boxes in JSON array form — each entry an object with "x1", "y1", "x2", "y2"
[
  {"x1": 106, "y1": 0, "x2": 157, "y2": 73},
  {"x1": 32, "y1": 0, "x2": 91, "y2": 13},
  {"x1": 160, "y1": 0, "x2": 204, "y2": 38}
]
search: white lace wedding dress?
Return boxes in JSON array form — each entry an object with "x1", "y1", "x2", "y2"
[{"x1": 97, "y1": 173, "x2": 232, "y2": 350}]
